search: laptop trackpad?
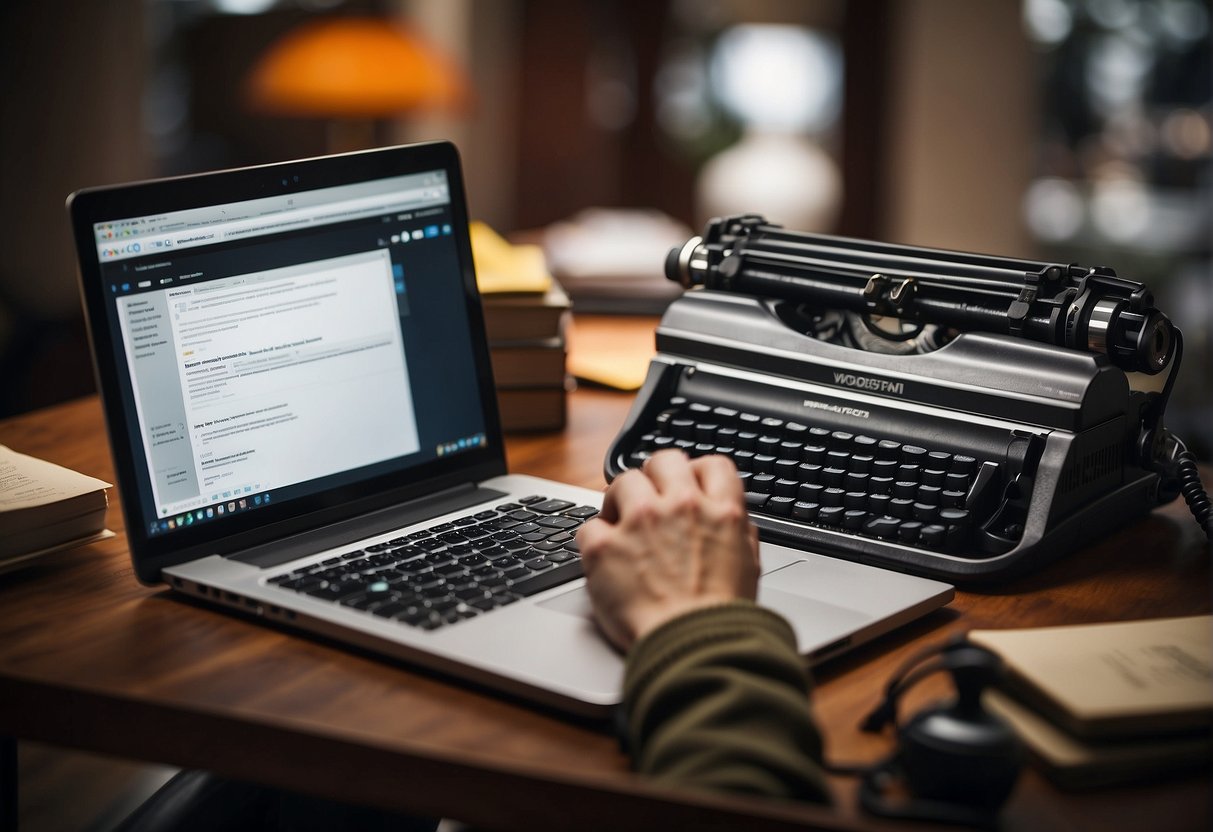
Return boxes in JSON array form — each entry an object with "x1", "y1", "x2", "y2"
[
  {"x1": 538, "y1": 586, "x2": 595, "y2": 618},
  {"x1": 537, "y1": 561, "x2": 873, "y2": 641}
]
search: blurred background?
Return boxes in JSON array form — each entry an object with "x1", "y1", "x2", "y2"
[
  {"x1": 1, "y1": 0, "x2": 1210, "y2": 455},
  {"x1": 1, "y1": 2, "x2": 1210, "y2": 826}
]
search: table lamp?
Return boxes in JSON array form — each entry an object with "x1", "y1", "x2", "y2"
[{"x1": 244, "y1": 16, "x2": 469, "y2": 152}]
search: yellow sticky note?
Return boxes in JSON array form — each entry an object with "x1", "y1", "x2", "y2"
[{"x1": 470, "y1": 222, "x2": 552, "y2": 295}]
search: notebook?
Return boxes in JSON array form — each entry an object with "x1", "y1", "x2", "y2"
[{"x1": 68, "y1": 142, "x2": 953, "y2": 717}]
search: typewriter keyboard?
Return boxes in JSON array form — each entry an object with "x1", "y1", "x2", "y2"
[{"x1": 620, "y1": 398, "x2": 1018, "y2": 557}]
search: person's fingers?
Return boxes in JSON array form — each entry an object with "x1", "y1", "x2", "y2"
[
  {"x1": 690, "y1": 454, "x2": 744, "y2": 501},
  {"x1": 599, "y1": 467, "x2": 656, "y2": 524},
  {"x1": 643, "y1": 449, "x2": 698, "y2": 496},
  {"x1": 575, "y1": 518, "x2": 611, "y2": 572}
]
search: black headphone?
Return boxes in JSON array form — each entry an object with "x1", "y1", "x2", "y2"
[{"x1": 844, "y1": 637, "x2": 1023, "y2": 828}]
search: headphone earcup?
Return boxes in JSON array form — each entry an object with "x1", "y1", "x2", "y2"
[{"x1": 898, "y1": 699, "x2": 1022, "y2": 808}]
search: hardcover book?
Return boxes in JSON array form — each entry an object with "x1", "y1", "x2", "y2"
[
  {"x1": 489, "y1": 337, "x2": 568, "y2": 389},
  {"x1": 482, "y1": 282, "x2": 571, "y2": 343}
]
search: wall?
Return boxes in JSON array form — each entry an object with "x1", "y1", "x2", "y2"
[
  {"x1": 0, "y1": 0, "x2": 152, "y2": 415},
  {"x1": 394, "y1": 0, "x2": 522, "y2": 230},
  {"x1": 0, "y1": 0, "x2": 152, "y2": 320},
  {"x1": 882, "y1": 0, "x2": 1037, "y2": 254}
]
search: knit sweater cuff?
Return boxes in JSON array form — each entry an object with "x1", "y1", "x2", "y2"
[{"x1": 623, "y1": 600, "x2": 801, "y2": 706}]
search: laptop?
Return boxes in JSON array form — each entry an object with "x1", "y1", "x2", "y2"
[{"x1": 69, "y1": 141, "x2": 953, "y2": 717}]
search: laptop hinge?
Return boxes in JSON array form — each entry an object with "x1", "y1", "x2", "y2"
[{"x1": 229, "y1": 483, "x2": 508, "y2": 569}]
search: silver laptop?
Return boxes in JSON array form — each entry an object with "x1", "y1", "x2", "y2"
[{"x1": 69, "y1": 142, "x2": 952, "y2": 717}]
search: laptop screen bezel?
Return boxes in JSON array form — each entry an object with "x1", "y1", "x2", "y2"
[{"x1": 69, "y1": 142, "x2": 508, "y2": 583}]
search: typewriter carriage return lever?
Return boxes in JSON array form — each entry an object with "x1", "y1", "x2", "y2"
[{"x1": 604, "y1": 214, "x2": 1210, "y2": 583}]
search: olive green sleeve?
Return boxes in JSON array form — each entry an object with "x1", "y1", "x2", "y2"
[{"x1": 621, "y1": 600, "x2": 831, "y2": 803}]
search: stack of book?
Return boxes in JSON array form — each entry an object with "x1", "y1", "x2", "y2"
[
  {"x1": 1, "y1": 444, "x2": 111, "y2": 571},
  {"x1": 471, "y1": 223, "x2": 572, "y2": 432},
  {"x1": 970, "y1": 616, "x2": 1212, "y2": 789}
]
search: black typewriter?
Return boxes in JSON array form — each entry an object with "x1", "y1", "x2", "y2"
[{"x1": 604, "y1": 215, "x2": 1211, "y2": 583}]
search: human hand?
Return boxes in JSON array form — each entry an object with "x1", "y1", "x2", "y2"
[{"x1": 577, "y1": 449, "x2": 761, "y2": 651}]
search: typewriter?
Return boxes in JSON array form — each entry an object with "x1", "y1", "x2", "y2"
[{"x1": 604, "y1": 214, "x2": 1210, "y2": 583}]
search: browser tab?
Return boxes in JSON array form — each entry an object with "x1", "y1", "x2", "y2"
[{"x1": 94, "y1": 173, "x2": 448, "y2": 263}]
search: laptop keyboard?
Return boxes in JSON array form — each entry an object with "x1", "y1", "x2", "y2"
[{"x1": 267, "y1": 495, "x2": 598, "y2": 631}]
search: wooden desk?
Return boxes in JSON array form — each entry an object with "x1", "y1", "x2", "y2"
[{"x1": 1, "y1": 383, "x2": 1210, "y2": 831}]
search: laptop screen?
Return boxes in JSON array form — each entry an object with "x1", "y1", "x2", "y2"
[{"x1": 71, "y1": 144, "x2": 505, "y2": 578}]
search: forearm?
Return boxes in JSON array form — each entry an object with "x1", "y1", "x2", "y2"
[{"x1": 621, "y1": 601, "x2": 831, "y2": 803}]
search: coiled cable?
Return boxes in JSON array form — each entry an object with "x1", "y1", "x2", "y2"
[{"x1": 1176, "y1": 446, "x2": 1213, "y2": 542}]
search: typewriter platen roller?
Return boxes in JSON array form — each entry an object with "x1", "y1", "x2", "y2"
[{"x1": 604, "y1": 215, "x2": 1209, "y2": 583}]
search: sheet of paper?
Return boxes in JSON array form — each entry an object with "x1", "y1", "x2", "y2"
[{"x1": 0, "y1": 445, "x2": 111, "y2": 513}]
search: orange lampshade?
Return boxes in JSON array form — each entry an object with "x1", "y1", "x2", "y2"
[{"x1": 245, "y1": 17, "x2": 469, "y2": 118}]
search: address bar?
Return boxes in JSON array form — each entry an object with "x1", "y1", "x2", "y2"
[{"x1": 99, "y1": 184, "x2": 448, "y2": 261}]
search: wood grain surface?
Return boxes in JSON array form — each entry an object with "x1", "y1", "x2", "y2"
[{"x1": 1, "y1": 363, "x2": 1209, "y2": 832}]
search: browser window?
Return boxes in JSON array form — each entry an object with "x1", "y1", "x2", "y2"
[{"x1": 92, "y1": 168, "x2": 487, "y2": 538}]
